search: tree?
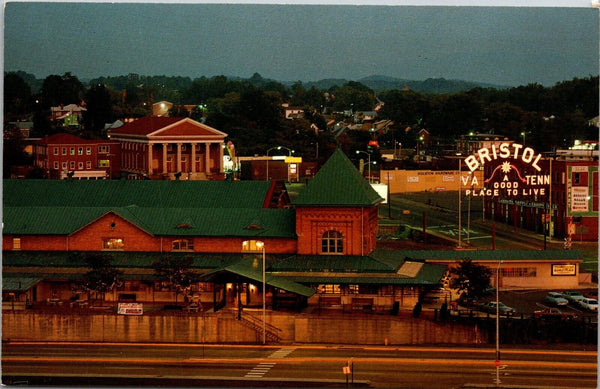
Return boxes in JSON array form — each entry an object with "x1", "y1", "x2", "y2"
[
  {"x1": 450, "y1": 259, "x2": 493, "y2": 304},
  {"x1": 82, "y1": 84, "x2": 115, "y2": 137},
  {"x1": 80, "y1": 253, "x2": 123, "y2": 306},
  {"x1": 3, "y1": 123, "x2": 32, "y2": 177},
  {"x1": 152, "y1": 255, "x2": 198, "y2": 304},
  {"x1": 39, "y1": 72, "x2": 85, "y2": 109},
  {"x1": 4, "y1": 72, "x2": 32, "y2": 118}
]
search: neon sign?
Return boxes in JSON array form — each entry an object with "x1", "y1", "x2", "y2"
[{"x1": 463, "y1": 143, "x2": 548, "y2": 198}]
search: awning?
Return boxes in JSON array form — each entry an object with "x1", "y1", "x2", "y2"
[{"x1": 2, "y1": 276, "x2": 43, "y2": 291}]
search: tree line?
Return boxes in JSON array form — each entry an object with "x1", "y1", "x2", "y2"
[{"x1": 4, "y1": 70, "x2": 598, "y2": 171}]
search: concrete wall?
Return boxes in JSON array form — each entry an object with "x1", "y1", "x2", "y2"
[{"x1": 2, "y1": 311, "x2": 484, "y2": 345}]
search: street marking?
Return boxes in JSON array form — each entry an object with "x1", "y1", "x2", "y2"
[{"x1": 244, "y1": 348, "x2": 296, "y2": 378}]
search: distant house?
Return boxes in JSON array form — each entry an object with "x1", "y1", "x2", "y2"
[
  {"x1": 152, "y1": 101, "x2": 199, "y2": 117},
  {"x1": 50, "y1": 104, "x2": 86, "y2": 127},
  {"x1": 33, "y1": 133, "x2": 121, "y2": 179},
  {"x1": 108, "y1": 116, "x2": 227, "y2": 180}
]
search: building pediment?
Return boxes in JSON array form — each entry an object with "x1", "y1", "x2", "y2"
[{"x1": 148, "y1": 118, "x2": 227, "y2": 140}]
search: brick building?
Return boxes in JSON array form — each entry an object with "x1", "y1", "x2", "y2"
[
  {"x1": 108, "y1": 116, "x2": 227, "y2": 180},
  {"x1": 33, "y1": 133, "x2": 121, "y2": 179},
  {"x1": 3, "y1": 149, "x2": 585, "y2": 313}
]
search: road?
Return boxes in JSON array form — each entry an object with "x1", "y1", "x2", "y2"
[
  {"x1": 2, "y1": 342, "x2": 597, "y2": 388},
  {"x1": 380, "y1": 191, "x2": 597, "y2": 255}
]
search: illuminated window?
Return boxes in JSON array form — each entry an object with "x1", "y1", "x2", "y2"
[
  {"x1": 78, "y1": 147, "x2": 83, "y2": 155},
  {"x1": 321, "y1": 230, "x2": 343, "y2": 254},
  {"x1": 99, "y1": 160, "x2": 109, "y2": 167},
  {"x1": 172, "y1": 239, "x2": 194, "y2": 251},
  {"x1": 13, "y1": 238, "x2": 21, "y2": 250},
  {"x1": 102, "y1": 238, "x2": 124, "y2": 250},
  {"x1": 242, "y1": 240, "x2": 264, "y2": 252},
  {"x1": 98, "y1": 145, "x2": 109, "y2": 154},
  {"x1": 70, "y1": 147, "x2": 75, "y2": 155},
  {"x1": 86, "y1": 147, "x2": 91, "y2": 155},
  {"x1": 318, "y1": 284, "x2": 341, "y2": 294},
  {"x1": 86, "y1": 161, "x2": 91, "y2": 169}
]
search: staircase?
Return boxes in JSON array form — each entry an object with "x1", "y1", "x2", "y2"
[{"x1": 237, "y1": 311, "x2": 281, "y2": 343}]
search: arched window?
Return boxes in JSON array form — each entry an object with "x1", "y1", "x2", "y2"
[
  {"x1": 172, "y1": 239, "x2": 194, "y2": 251},
  {"x1": 321, "y1": 230, "x2": 343, "y2": 254}
]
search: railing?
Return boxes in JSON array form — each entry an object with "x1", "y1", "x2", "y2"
[{"x1": 237, "y1": 311, "x2": 281, "y2": 343}]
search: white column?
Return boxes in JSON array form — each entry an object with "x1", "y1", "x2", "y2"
[
  {"x1": 191, "y1": 142, "x2": 197, "y2": 173},
  {"x1": 162, "y1": 143, "x2": 168, "y2": 174},
  {"x1": 205, "y1": 142, "x2": 210, "y2": 174},
  {"x1": 219, "y1": 142, "x2": 224, "y2": 173},
  {"x1": 147, "y1": 143, "x2": 153, "y2": 177},
  {"x1": 176, "y1": 143, "x2": 182, "y2": 173}
]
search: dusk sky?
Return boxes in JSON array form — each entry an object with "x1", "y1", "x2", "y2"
[{"x1": 3, "y1": 2, "x2": 598, "y2": 87}]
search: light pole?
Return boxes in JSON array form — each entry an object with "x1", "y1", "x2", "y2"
[
  {"x1": 495, "y1": 259, "x2": 503, "y2": 386},
  {"x1": 266, "y1": 146, "x2": 293, "y2": 182},
  {"x1": 457, "y1": 154, "x2": 462, "y2": 248},
  {"x1": 520, "y1": 131, "x2": 531, "y2": 146},
  {"x1": 255, "y1": 241, "x2": 266, "y2": 345},
  {"x1": 356, "y1": 150, "x2": 371, "y2": 183}
]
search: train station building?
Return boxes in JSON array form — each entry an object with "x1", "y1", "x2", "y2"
[{"x1": 2, "y1": 149, "x2": 586, "y2": 312}]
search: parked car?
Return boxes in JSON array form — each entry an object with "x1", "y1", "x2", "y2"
[
  {"x1": 577, "y1": 298, "x2": 598, "y2": 312},
  {"x1": 544, "y1": 292, "x2": 568, "y2": 306},
  {"x1": 583, "y1": 290, "x2": 598, "y2": 299},
  {"x1": 477, "y1": 301, "x2": 515, "y2": 315},
  {"x1": 533, "y1": 307, "x2": 577, "y2": 320},
  {"x1": 561, "y1": 290, "x2": 585, "y2": 304}
]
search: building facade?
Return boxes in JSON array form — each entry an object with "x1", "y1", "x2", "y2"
[
  {"x1": 108, "y1": 117, "x2": 227, "y2": 180},
  {"x1": 33, "y1": 133, "x2": 121, "y2": 179}
]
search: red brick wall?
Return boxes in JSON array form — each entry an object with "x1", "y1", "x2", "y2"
[
  {"x1": 4, "y1": 215, "x2": 298, "y2": 254},
  {"x1": 295, "y1": 206, "x2": 378, "y2": 255}
]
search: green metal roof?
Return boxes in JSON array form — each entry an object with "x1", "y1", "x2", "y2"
[
  {"x1": 3, "y1": 179, "x2": 272, "y2": 208},
  {"x1": 293, "y1": 149, "x2": 383, "y2": 206},
  {"x1": 3, "y1": 207, "x2": 296, "y2": 238},
  {"x1": 2, "y1": 275, "x2": 44, "y2": 291}
]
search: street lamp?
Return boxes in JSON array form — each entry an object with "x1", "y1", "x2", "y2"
[
  {"x1": 457, "y1": 154, "x2": 462, "y2": 248},
  {"x1": 495, "y1": 259, "x2": 503, "y2": 386},
  {"x1": 255, "y1": 241, "x2": 266, "y2": 345},
  {"x1": 266, "y1": 146, "x2": 293, "y2": 181},
  {"x1": 356, "y1": 150, "x2": 371, "y2": 183},
  {"x1": 521, "y1": 131, "x2": 531, "y2": 146}
]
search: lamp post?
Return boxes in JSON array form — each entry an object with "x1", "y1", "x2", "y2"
[
  {"x1": 356, "y1": 150, "x2": 371, "y2": 182},
  {"x1": 266, "y1": 146, "x2": 293, "y2": 182},
  {"x1": 495, "y1": 259, "x2": 503, "y2": 386},
  {"x1": 457, "y1": 154, "x2": 462, "y2": 248},
  {"x1": 255, "y1": 241, "x2": 266, "y2": 345}
]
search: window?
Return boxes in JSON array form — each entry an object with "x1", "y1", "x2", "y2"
[
  {"x1": 78, "y1": 162, "x2": 84, "y2": 169},
  {"x1": 86, "y1": 147, "x2": 91, "y2": 155},
  {"x1": 78, "y1": 147, "x2": 83, "y2": 155},
  {"x1": 98, "y1": 145, "x2": 109, "y2": 154},
  {"x1": 70, "y1": 147, "x2": 75, "y2": 155},
  {"x1": 242, "y1": 240, "x2": 264, "y2": 252},
  {"x1": 62, "y1": 162, "x2": 67, "y2": 170},
  {"x1": 70, "y1": 161, "x2": 75, "y2": 169},
  {"x1": 13, "y1": 238, "x2": 21, "y2": 250},
  {"x1": 574, "y1": 173, "x2": 580, "y2": 185},
  {"x1": 321, "y1": 230, "x2": 343, "y2": 254},
  {"x1": 102, "y1": 238, "x2": 124, "y2": 250},
  {"x1": 318, "y1": 284, "x2": 341, "y2": 294},
  {"x1": 62, "y1": 147, "x2": 67, "y2": 155},
  {"x1": 54, "y1": 161, "x2": 59, "y2": 169},
  {"x1": 172, "y1": 239, "x2": 194, "y2": 251},
  {"x1": 86, "y1": 161, "x2": 92, "y2": 169},
  {"x1": 53, "y1": 147, "x2": 59, "y2": 155},
  {"x1": 496, "y1": 267, "x2": 537, "y2": 277},
  {"x1": 99, "y1": 160, "x2": 109, "y2": 167}
]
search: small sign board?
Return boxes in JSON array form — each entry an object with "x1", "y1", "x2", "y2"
[
  {"x1": 118, "y1": 303, "x2": 143, "y2": 315},
  {"x1": 551, "y1": 264, "x2": 576, "y2": 276}
]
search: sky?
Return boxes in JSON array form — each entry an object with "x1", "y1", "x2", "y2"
[{"x1": 3, "y1": 2, "x2": 598, "y2": 87}]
